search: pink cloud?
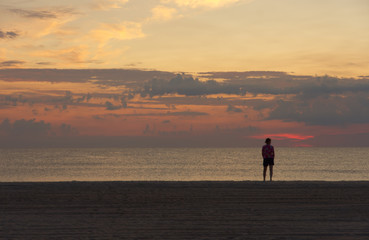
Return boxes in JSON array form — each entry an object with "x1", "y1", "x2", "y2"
[{"x1": 251, "y1": 133, "x2": 314, "y2": 141}]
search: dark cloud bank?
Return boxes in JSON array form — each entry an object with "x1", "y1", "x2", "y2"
[
  {"x1": 0, "y1": 69, "x2": 176, "y2": 84},
  {"x1": 141, "y1": 74, "x2": 245, "y2": 97},
  {"x1": 141, "y1": 73, "x2": 369, "y2": 126},
  {"x1": 0, "y1": 118, "x2": 262, "y2": 148},
  {"x1": 1, "y1": 70, "x2": 369, "y2": 127},
  {"x1": 1, "y1": 69, "x2": 369, "y2": 147},
  {"x1": 0, "y1": 118, "x2": 77, "y2": 136}
]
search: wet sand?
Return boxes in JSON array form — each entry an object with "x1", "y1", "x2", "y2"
[{"x1": 1, "y1": 181, "x2": 369, "y2": 239}]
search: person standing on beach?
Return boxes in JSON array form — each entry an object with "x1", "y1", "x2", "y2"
[{"x1": 262, "y1": 138, "x2": 274, "y2": 181}]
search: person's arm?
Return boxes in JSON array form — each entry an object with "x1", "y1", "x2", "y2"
[{"x1": 272, "y1": 146, "x2": 275, "y2": 158}]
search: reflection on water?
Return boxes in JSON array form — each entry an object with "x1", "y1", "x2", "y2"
[{"x1": 0, "y1": 148, "x2": 368, "y2": 181}]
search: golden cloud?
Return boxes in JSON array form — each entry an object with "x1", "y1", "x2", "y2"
[
  {"x1": 31, "y1": 46, "x2": 94, "y2": 65},
  {"x1": 0, "y1": 48, "x2": 6, "y2": 58},
  {"x1": 151, "y1": 5, "x2": 178, "y2": 21},
  {"x1": 162, "y1": 0, "x2": 250, "y2": 8},
  {"x1": 90, "y1": 0, "x2": 129, "y2": 10},
  {"x1": 5, "y1": 10, "x2": 79, "y2": 39},
  {"x1": 90, "y1": 22, "x2": 145, "y2": 45}
]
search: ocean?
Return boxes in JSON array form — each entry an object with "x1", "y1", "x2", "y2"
[{"x1": 0, "y1": 148, "x2": 368, "y2": 182}]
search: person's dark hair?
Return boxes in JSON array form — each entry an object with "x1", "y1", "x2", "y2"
[{"x1": 265, "y1": 138, "x2": 271, "y2": 144}]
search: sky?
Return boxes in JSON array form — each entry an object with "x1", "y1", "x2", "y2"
[{"x1": 0, "y1": 0, "x2": 369, "y2": 147}]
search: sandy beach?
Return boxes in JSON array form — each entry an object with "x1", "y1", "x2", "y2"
[{"x1": 1, "y1": 181, "x2": 368, "y2": 239}]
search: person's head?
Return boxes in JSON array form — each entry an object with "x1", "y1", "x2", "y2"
[{"x1": 265, "y1": 138, "x2": 271, "y2": 145}]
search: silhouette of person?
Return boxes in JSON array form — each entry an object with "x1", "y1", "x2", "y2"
[{"x1": 262, "y1": 138, "x2": 274, "y2": 181}]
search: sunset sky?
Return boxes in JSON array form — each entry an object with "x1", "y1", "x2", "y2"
[{"x1": 1, "y1": 0, "x2": 369, "y2": 147}]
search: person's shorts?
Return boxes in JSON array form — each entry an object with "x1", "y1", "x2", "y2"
[{"x1": 263, "y1": 158, "x2": 274, "y2": 167}]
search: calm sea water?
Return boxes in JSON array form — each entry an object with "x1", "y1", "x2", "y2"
[{"x1": 0, "y1": 148, "x2": 368, "y2": 182}]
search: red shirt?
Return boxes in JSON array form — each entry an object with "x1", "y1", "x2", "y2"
[{"x1": 262, "y1": 144, "x2": 275, "y2": 159}]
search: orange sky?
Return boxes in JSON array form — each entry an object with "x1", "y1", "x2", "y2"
[
  {"x1": 1, "y1": 0, "x2": 369, "y2": 76},
  {"x1": 1, "y1": 1, "x2": 369, "y2": 147}
]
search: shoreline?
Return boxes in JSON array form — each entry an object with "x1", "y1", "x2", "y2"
[{"x1": 1, "y1": 181, "x2": 369, "y2": 239}]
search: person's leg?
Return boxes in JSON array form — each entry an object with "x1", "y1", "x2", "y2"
[
  {"x1": 269, "y1": 165, "x2": 273, "y2": 181},
  {"x1": 263, "y1": 166, "x2": 267, "y2": 181}
]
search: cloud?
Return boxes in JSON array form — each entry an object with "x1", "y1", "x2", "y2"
[
  {"x1": 251, "y1": 133, "x2": 314, "y2": 141},
  {"x1": 0, "y1": 30, "x2": 19, "y2": 39},
  {"x1": 0, "y1": 60, "x2": 25, "y2": 67},
  {"x1": 140, "y1": 72, "x2": 369, "y2": 126},
  {"x1": 34, "y1": 46, "x2": 100, "y2": 65},
  {"x1": 204, "y1": 72, "x2": 369, "y2": 96},
  {"x1": 234, "y1": 75, "x2": 369, "y2": 126},
  {"x1": 92, "y1": 110, "x2": 208, "y2": 119},
  {"x1": 143, "y1": 124, "x2": 152, "y2": 134},
  {"x1": 0, "y1": 69, "x2": 176, "y2": 84},
  {"x1": 10, "y1": 8, "x2": 57, "y2": 19},
  {"x1": 141, "y1": 74, "x2": 244, "y2": 97},
  {"x1": 58, "y1": 123, "x2": 79, "y2": 136},
  {"x1": 162, "y1": 0, "x2": 247, "y2": 8},
  {"x1": 0, "y1": 118, "x2": 80, "y2": 139},
  {"x1": 227, "y1": 104, "x2": 243, "y2": 113},
  {"x1": 6, "y1": 7, "x2": 80, "y2": 39},
  {"x1": 36, "y1": 62, "x2": 53, "y2": 65},
  {"x1": 9, "y1": 7, "x2": 77, "y2": 19},
  {"x1": 90, "y1": 0, "x2": 129, "y2": 10},
  {"x1": 268, "y1": 93, "x2": 369, "y2": 126},
  {"x1": 0, "y1": 118, "x2": 51, "y2": 137},
  {"x1": 1, "y1": 68, "x2": 368, "y2": 128},
  {"x1": 150, "y1": 5, "x2": 178, "y2": 21},
  {"x1": 105, "y1": 101, "x2": 122, "y2": 110},
  {"x1": 165, "y1": 111, "x2": 209, "y2": 116},
  {"x1": 90, "y1": 22, "x2": 145, "y2": 45},
  {"x1": 0, "y1": 90, "x2": 95, "y2": 111},
  {"x1": 200, "y1": 71, "x2": 288, "y2": 78}
]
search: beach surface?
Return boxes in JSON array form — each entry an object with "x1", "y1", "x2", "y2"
[{"x1": 1, "y1": 181, "x2": 368, "y2": 239}]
